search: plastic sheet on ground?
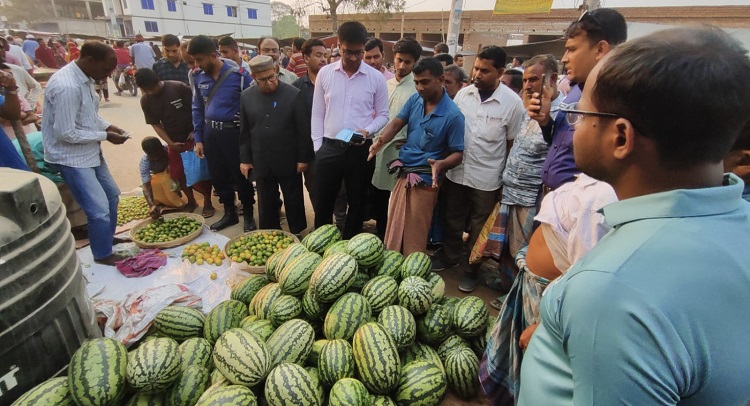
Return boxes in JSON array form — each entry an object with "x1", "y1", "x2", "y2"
[{"x1": 80, "y1": 227, "x2": 240, "y2": 345}]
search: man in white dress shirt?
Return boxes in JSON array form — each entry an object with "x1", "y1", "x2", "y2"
[
  {"x1": 432, "y1": 45, "x2": 526, "y2": 292},
  {"x1": 43, "y1": 42, "x2": 131, "y2": 265}
]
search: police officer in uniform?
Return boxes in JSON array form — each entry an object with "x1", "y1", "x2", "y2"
[{"x1": 188, "y1": 35, "x2": 256, "y2": 231}]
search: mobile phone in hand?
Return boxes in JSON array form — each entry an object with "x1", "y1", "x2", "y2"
[{"x1": 351, "y1": 132, "x2": 365, "y2": 144}]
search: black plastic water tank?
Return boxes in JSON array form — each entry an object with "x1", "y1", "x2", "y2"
[{"x1": 0, "y1": 168, "x2": 100, "y2": 405}]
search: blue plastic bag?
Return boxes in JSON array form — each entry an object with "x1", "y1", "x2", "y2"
[{"x1": 180, "y1": 151, "x2": 210, "y2": 186}]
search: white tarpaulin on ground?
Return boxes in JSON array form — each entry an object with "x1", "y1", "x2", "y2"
[{"x1": 78, "y1": 227, "x2": 253, "y2": 346}]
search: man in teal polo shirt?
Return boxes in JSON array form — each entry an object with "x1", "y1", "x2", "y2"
[{"x1": 518, "y1": 27, "x2": 750, "y2": 405}]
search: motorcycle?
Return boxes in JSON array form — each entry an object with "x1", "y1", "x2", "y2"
[{"x1": 117, "y1": 65, "x2": 138, "y2": 97}]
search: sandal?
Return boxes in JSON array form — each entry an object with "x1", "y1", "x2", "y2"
[
  {"x1": 490, "y1": 297, "x2": 504, "y2": 311},
  {"x1": 202, "y1": 206, "x2": 216, "y2": 218},
  {"x1": 184, "y1": 202, "x2": 198, "y2": 213}
]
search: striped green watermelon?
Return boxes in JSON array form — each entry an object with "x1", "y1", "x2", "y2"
[
  {"x1": 323, "y1": 239, "x2": 349, "y2": 258},
  {"x1": 267, "y1": 319, "x2": 315, "y2": 367},
  {"x1": 278, "y1": 251, "x2": 323, "y2": 297},
  {"x1": 323, "y1": 293, "x2": 372, "y2": 340},
  {"x1": 399, "y1": 252, "x2": 431, "y2": 279},
  {"x1": 377, "y1": 305, "x2": 416, "y2": 351},
  {"x1": 269, "y1": 295, "x2": 302, "y2": 327},
  {"x1": 470, "y1": 327, "x2": 489, "y2": 359},
  {"x1": 153, "y1": 306, "x2": 205, "y2": 342},
  {"x1": 346, "y1": 233, "x2": 384, "y2": 268},
  {"x1": 124, "y1": 392, "x2": 165, "y2": 405},
  {"x1": 352, "y1": 322, "x2": 401, "y2": 394},
  {"x1": 166, "y1": 364, "x2": 210, "y2": 406},
  {"x1": 307, "y1": 339, "x2": 328, "y2": 366},
  {"x1": 361, "y1": 275, "x2": 398, "y2": 313},
  {"x1": 240, "y1": 315, "x2": 259, "y2": 328},
  {"x1": 398, "y1": 276, "x2": 433, "y2": 315},
  {"x1": 305, "y1": 367, "x2": 327, "y2": 406},
  {"x1": 243, "y1": 319, "x2": 275, "y2": 341},
  {"x1": 376, "y1": 250, "x2": 404, "y2": 280},
  {"x1": 317, "y1": 339, "x2": 355, "y2": 387},
  {"x1": 231, "y1": 274, "x2": 270, "y2": 304},
  {"x1": 210, "y1": 368, "x2": 228, "y2": 386},
  {"x1": 265, "y1": 250, "x2": 284, "y2": 282},
  {"x1": 308, "y1": 253, "x2": 358, "y2": 303},
  {"x1": 213, "y1": 328, "x2": 270, "y2": 387},
  {"x1": 302, "y1": 289, "x2": 329, "y2": 320},
  {"x1": 328, "y1": 378, "x2": 369, "y2": 406},
  {"x1": 12, "y1": 377, "x2": 74, "y2": 406},
  {"x1": 452, "y1": 296, "x2": 488, "y2": 338},
  {"x1": 195, "y1": 385, "x2": 258, "y2": 406},
  {"x1": 416, "y1": 303, "x2": 452, "y2": 346},
  {"x1": 394, "y1": 361, "x2": 446, "y2": 406},
  {"x1": 264, "y1": 363, "x2": 321, "y2": 406},
  {"x1": 436, "y1": 335, "x2": 470, "y2": 363},
  {"x1": 445, "y1": 346, "x2": 479, "y2": 399},
  {"x1": 127, "y1": 337, "x2": 181, "y2": 393},
  {"x1": 249, "y1": 283, "x2": 282, "y2": 320},
  {"x1": 400, "y1": 342, "x2": 443, "y2": 371},
  {"x1": 372, "y1": 395, "x2": 397, "y2": 406},
  {"x1": 349, "y1": 270, "x2": 371, "y2": 291},
  {"x1": 440, "y1": 296, "x2": 460, "y2": 316},
  {"x1": 302, "y1": 224, "x2": 341, "y2": 254},
  {"x1": 178, "y1": 337, "x2": 213, "y2": 371},
  {"x1": 425, "y1": 273, "x2": 445, "y2": 303},
  {"x1": 68, "y1": 338, "x2": 128, "y2": 406},
  {"x1": 204, "y1": 300, "x2": 248, "y2": 344},
  {"x1": 274, "y1": 243, "x2": 309, "y2": 280}
]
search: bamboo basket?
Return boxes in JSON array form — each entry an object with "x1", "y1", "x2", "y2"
[
  {"x1": 129, "y1": 213, "x2": 206, "y2": 249},
  {"x1": 224, "y1": 229, "x2": 300, "y2": 274}
]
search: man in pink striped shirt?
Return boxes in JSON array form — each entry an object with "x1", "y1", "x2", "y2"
[{"x1": 311, "y1": 21, "x2": 389, "y2": 238}]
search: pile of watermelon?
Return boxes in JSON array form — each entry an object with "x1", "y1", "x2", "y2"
[{"x1": 12, "y1": 224, "x2": 493, "y2": 406}]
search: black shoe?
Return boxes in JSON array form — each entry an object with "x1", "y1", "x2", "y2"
[
  {"x1": 243, "y1": 215, "x2": 257, "y2": 232},
  {"x1": 459, "y1": 271, "x2": 481, "y2": 293},
  {"x1": 431, "y1": 255, "x2": 459, "y2": 272},
  {"x1": 210, "y1": 212, "x2": 239, "y2": 231}
]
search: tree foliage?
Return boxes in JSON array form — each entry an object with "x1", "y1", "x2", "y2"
[
  {"x1": 317, "y1": 0, "x2": 404, "y2": 33},
  {"x1": 271, "y1": 1, "x2": 305, "y2": 39}
]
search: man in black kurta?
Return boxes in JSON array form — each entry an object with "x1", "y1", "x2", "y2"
[{"x1": 239, "y1": 55, "x2": 313, "y2": 235}]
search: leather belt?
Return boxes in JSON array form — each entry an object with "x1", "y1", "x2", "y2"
[{"x1": 205, "y1": 119, "x2": 239, "y2": 130}]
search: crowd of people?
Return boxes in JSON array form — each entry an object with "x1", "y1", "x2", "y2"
[{"x1": 1, "y1": 6, "x2": 750, "y2": 404}]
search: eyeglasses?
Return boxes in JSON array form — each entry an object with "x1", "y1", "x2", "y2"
[
  {"x1": 255, "y1": 73, "x2": 277, "y2": 84},
  {"x1": 341, "y1": 48, "x2": 365, "y2": 58},
  {"x1": 561, "y1": 104, "x2": 619, "y2": 126}
]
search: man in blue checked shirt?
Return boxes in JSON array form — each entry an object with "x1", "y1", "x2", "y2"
[{"x1": 188, "y1": 35, "x2": 255, "y2": 232}]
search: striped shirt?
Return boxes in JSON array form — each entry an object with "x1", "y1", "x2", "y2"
[{"x1": 42, "y1": 62, "x2": 111, "y2": 168}]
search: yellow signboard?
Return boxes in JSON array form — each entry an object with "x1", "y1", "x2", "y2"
[{"x1": 493, "y1": 0, "x2": 554, "y2": 15}]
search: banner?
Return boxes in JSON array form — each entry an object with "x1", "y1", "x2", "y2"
[{"x1": 493, "y1": 0, "x2": 554, "y2": 15}]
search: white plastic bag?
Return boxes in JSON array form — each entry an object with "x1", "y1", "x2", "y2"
[{"x1": 118, "y1": 72, "x2": 126, "y2": 87}]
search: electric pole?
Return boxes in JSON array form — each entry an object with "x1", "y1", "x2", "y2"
[
  {"x1": 584, "y1": 0, "x2": 601, "y2": 11},
  {"x1": 446, "y1": 0, "x2": 462, "y2": 55}
]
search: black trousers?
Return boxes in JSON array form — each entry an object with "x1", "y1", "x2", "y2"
[
  {"x1": 314, "y1": 138, "x2": 374, "y2": 239},
  {"x1": 371, "y1": 186, "x2": 390, "y2": 239},
  {"x1": 203, "y1": 127, "x2": 255, "y2": 209},
  {"x1": 441, "y1": 178, "x2": 499, "y2": 265},
  {"x1": 257, "y1": 172, "x2": 307, "y2": 234},
  {"x1": 303, "y1": 159, "x2": 316, "y2": 208}
]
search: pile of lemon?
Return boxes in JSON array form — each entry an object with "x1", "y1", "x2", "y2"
[{"x1": 181, "y1": 242, "x2": 226, "y2": 266}]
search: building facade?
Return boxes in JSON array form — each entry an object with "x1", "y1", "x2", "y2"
[
  {"x1": 309, "y1": 6, "x2": 750, "y2": 52},
  {"x1": 1, "y1": 0, "x2": 271, "y2": 37}
]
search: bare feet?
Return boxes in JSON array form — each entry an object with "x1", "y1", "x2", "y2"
[
  {"x1": 94, "y1": 253, "x2": 128, "y2": 266},
  {"x1": 113, "y1": 237, "x2": 132, "y2": 244},
  {"x1": 202, "y1": 205, "x2": 216, "y2": 218},
  {"x1": 185, "y1": 202, "x2": 199, "y2": 213}
]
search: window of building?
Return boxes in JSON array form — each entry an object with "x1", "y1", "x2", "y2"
[
  {"x1": 226, "y1": 5, "x2": 237, "y2": 17},
  {"x1": 89, "y1": 2, "x2": 105, "y2": 18},
  {"x1": 141, "y1": 0, "x2": 154, "y2": 9},
  {"x1": 56, "y1": 1, "x2": 90, "y2": 19},
  {"x1": 121, "y1": 0, "x2": 128, "y2": 9},
  {"x1": 247, "y1": 8, "x2": 257, "y2": 19},
  {"x1": 145, "y1": 20, "x2": 158, "y2": 32},
  {"x1": 203, "y1": 3, "x2": 213, "y2": 14},
  {"x1": 167, "y1": 0, "x2": 176, "y2": 11}
]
